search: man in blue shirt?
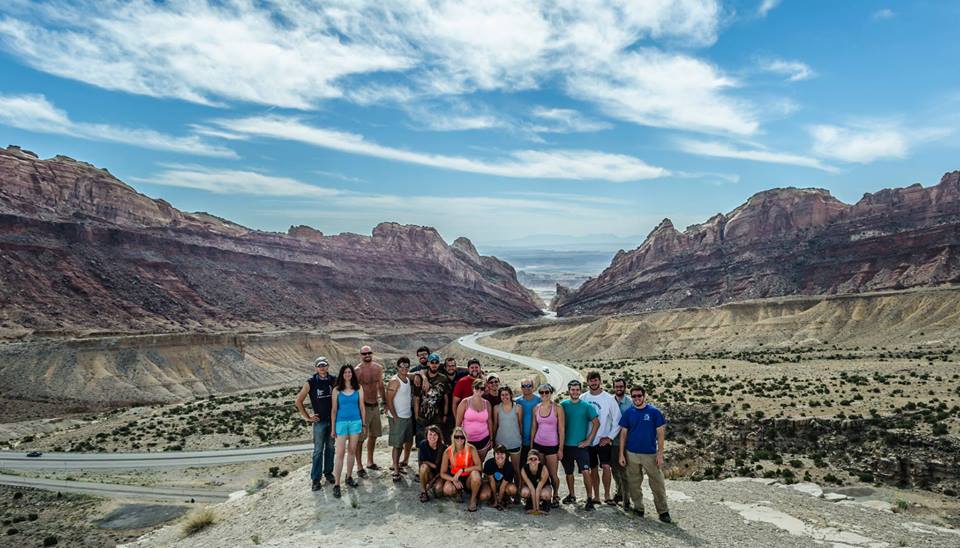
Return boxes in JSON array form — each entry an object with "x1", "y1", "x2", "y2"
[
  {"x1": 618, "y1": 385, "x2": 671, "y2": 523},
  {"x1": 295, "y1": 356, "x2": 336, "y2": 491},
  {"x1": 514, "y1": 377, "x2": 541, "y2": 471}
]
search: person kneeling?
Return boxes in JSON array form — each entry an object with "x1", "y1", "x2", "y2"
[
  {"x1": 439, "y1": 426, "x2": 482, "y2": 512},
  {"x1": 479, "y1": 444, "x2": 518, "y2": 511},
  {"x1": 417, "y1": 425, "x2": 447, "y2": 502},
  {"x1": 520, "y1": 449, "x2": 553, "y2": 515}
]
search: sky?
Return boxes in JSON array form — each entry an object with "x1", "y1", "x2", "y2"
[{"x1": 0, "y1": 0, "x2": 958, "y2": 248}]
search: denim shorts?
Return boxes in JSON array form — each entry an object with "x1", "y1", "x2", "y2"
[{"x1": 335, "y1": 419, "x2": 363, "y2": 436}]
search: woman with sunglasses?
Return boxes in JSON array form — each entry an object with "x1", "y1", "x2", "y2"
[
  {"x1": 439, "y1": 426, "x2": 482, "y2": 511},
  {"x1": 456, "y1": 378, "x2": 494, "y2": 461},
  {"x1": 330, "y1": 364, "x2": 367, "y2": 499},
  {"x1": 529, "y1": 383, "x2": 564, "y2": 508},
  {"x1": 520, "y1": 449, "x2": 553, "y2": 514},
  {"x1": 492, "y1": 386, "x2": 523, "y2": 491}
]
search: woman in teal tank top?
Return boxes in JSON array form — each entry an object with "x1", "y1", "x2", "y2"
[{"x1": 331, "y1": 364, "x2": 366, "y2": 498}]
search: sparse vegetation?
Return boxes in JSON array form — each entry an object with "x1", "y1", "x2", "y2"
[{"x1": 181, "y1": 508, "x2": 216, "y2": 536}]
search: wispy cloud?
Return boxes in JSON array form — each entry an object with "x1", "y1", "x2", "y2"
[
  {"x1": 213, "y1": 115, "x2": 669, "y2": 182},
  {"x1": 757, "y1": 0, "x2": 781, "y2": 17},
  {"x1": 529, "y1": 107, "x2": 612, "y2": 133},
  {"x1": 678, "y1": 139, "x2": 838, "y2": 172},
  {"x1": 133, "y1": 164, "x2": 340, "y2": 197},
  {"x1": 0, "y1": 93, "x2": 236, "y2": 157},
  {"x1": 807, "y1": 123, "x2": 950, "y2": 164},
  {"x1": 872, "y1": 8, "x2": 895, "y2": 20},
  {"x1": 759, "y1": 58, "x2": 816, "y2": 82}
]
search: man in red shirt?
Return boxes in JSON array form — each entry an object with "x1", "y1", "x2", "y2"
[{"x1": 452, "y1": 358, "x2": 482, "y2": 417}]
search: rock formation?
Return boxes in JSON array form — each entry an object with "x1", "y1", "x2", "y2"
[
  {"x1": 558, "y1": 173, "x2": 960, "y2": 316},
  {"x1": 0, "y1": 146, "x2": 542, "y2": 337}
]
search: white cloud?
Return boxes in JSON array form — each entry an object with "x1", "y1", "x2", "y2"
[
  {"x1": 529, "y1": 107, "x2": 612, "y2": 133},
  {"x1": 214, "y1": 115, "x2": 669, "y2": 182},
  {"x1": 133, "y1": 165, "x2": 340, "y2": 197},
  {"x1": 678, "y1": 139, "x2": 838, "y2": 172},
  {"x1": 757, "y1": 0, "x2": 781, "y2": 17},
  {"x1": 760, "y1": 58, "x2": 815, "y2": 82},
  {"x1": 0, "y1": 1, "x2": 755, "y2": 136},
  {"x1": 809, "y1": 124, "x2": 908, "y2": 163},
  {"x1": 872, "y1": 8, "x2": 895, "y2": 20},
  {"x1": 0, "y1": 93, "x2": 236, "y2": 157}
]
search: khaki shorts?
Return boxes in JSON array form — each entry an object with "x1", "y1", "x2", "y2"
[
  {"x1": 388, "y1": 416, "x2": 414, "y2": 448},
  {"x1": 364, "y1": 403, "x2": 383, "y2": 437}
]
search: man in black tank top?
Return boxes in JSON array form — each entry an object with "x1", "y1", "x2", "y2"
[{"x1": 295, "y1": 356, "x2": 336, "y2": 491}]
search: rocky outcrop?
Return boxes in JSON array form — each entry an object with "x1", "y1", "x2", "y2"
[
  {"x1": 558, "y1": 173, "x2": 960, "y2": 316},
  {"x1": 0, "y1": 146, "x2": 541, "y2": 337}
]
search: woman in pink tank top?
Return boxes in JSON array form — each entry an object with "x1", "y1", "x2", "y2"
[
  {"x1": 456, "y1": 378, "x2": 494, "y2": 461},
  {"x1": 528, "y1": 383, "x2": 565, "y2": 509}
]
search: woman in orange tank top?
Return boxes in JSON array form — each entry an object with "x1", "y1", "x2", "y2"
[{"x1": 439, "y1": 426, "x2": 482, "y2": 511}]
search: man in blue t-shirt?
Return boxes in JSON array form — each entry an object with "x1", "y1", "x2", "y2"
[
  {"x1": 514, "y1": 377, "x2": 541, "y2": 472},
  {"x1": 618, "y1": 385, "x2": 671, "y2": 523},
  {"x1": 295, "y1": 356, "x2": 336, "y2": 491}
]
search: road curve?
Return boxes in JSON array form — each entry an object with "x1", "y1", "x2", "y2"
[
  {"x1": 0, "y1": 473, "x2": 230, "y2": 502},
  {"x1": 457, "y1": 330, "x2": 582, "y2": 389},
  {"x1": 0, "y1": 444, "x2": 311, "y2": 470}
]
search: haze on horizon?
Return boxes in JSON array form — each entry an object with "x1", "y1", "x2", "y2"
[{"x1": 0, "y1": 0, "x2": 958, "y2": 247}]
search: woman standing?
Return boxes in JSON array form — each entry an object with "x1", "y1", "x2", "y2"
[
  {"x1": 439, "y1": 426, "x2": 482, "y2": 511},
  {"x1": 492, "y1": 386, "x2": 523, "y2": 490},
  {"x1": 520, "y1": 449, "x2": 553, "y2": 514},
  {"x1": 331, "y1": 364, "x2": 366, "y2": 499},
  {"x1": 456, "y1": 378, "x2": 494, "y2": 461},
  {"x1": 529, "y1": 383, "x2": 564, "y2": 508}
]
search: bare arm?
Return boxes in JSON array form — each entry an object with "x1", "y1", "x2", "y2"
[
  {"x1": 330, "y1": 388, "x2": 339, "y2": 437},
  {"x1": 515, "y1": 405, "x2": 523, "y2": 437},
  {"x1": 456, "y1": 399, "x2": 466, "y2": 427},
  {"x1": 439, "y1": 450, "x2": 454, "y2": 482},
  {"x1": 359, "y1": 387, "x2": 367, "y2": 429},
  {"x1": 378, "y1": 367, "x2": 387, "y2": 403},
  {"x1": 557, "y1": 404, "x2": 566, "y2": 447},
  {"x1": 491, "y1": 404, "x2": 499, "y2": 440},
  {"x1": 529, "y1": 404, "x2": 539, "y2": 444},
  {"x1": 485, "y1": 401, "x2": 494, "y2": 441},
  {"x1": 294, "y1": 382, "x2": 316, "y2": 421},
  {"x1": 385, "y1": 378, "x2": 399, "y2": 419},
  {"x1": 656, "y1": 425, "x2": 666, "y2": 467},
  {"x1": 581, "y1": 417, "x2": 600, "y2": 448},
  {"x1": 466, "y1": 446, "x2": 482, "y2": 474},
  {"x1": 618, "y1": 427, "x2": 628, "y2": 465}
]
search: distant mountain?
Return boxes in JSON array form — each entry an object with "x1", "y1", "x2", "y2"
[
  {"x1": 479, "y1": 233, "x2": 643, "y2": 251},
  {"x1": 0, "y1": 145, "x2": 541, "y2": 337},
  {"x1": 556, "y1": 172, "x2": 960, "y2": 316}
]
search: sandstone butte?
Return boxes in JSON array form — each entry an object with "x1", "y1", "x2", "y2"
[
  {"x1": 0, "y1": 145, "x2": 542, "y2": 337},
  {"x1": 555, "y1": 171, "x2": 960, "y2": 316}
]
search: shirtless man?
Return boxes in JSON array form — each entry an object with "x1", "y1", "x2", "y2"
[{"x1": 355, "y1": 345, "x2": 386, "y2": 476}]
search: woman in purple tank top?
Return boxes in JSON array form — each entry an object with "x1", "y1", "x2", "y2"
[{"x1": 529, "y1": 383, "x2": 565, "y2": 509}]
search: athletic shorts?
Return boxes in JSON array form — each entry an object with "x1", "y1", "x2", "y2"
[
  {"x1": 504, "y1": 446, "x2": 521, "y2": 455},
  {"x1": 388, "y1": 416, "x2": 414, "y2": 448},
  {"x1": 363, "y1": 403, "x2": 382, "y2": 437},
  {"x1": 533, "y1": 442, "x2": 559, "y2": 456},
  {"x1": 561, "y1": 445, "x2": 590, "y2": 475},
  {"x1": 520, "y1": 445, "x2": 531, "y2": 465},
  {"x1": 468, "y1": 436, "x2": 490, "y2": 450},
  {"x1": 588, "y1": 444, "x2": 612, "y2": 467},
  {"x1": 335, "y1": 419, "x2": 363, "y2": 436}
]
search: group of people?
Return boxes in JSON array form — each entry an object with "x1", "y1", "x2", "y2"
[{"x1": 294, "y1": 345, "x2": 671, "y2": 522}]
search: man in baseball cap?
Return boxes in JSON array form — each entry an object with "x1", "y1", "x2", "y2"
[{"x1": 294, "y1": 356, "x2": 336, "y2": 490}]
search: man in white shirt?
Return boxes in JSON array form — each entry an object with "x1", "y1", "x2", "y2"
[{"x1": 581, "y1": 370, "x2": 622, "y2": 505}]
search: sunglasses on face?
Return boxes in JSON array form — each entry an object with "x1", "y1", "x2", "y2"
[
  {"x1": 521, "y1": 384, "x2": 533, "y2": 389},
  {"x1": 361, "y1": 352, "x2": 372, "y2": 356},
  {"x1": 528, "y1": 457, "x2": 539, "y2": 462},
  {"x1": 539, "y1": 391, "x2": 551, "y2": 395},
  {"x1": 631, "y1": 394, "x2": 644, "y2": 399},
  {"x1": 429, "y1": 360, "x2": 440, "y2": 364},
  {"x1": 453, "y1": 435, "x2": 466, "y2": 440}
]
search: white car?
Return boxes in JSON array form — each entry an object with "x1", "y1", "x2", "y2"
[{"x1": 542, "y1": 367, "x2": 550, "y2": 374}]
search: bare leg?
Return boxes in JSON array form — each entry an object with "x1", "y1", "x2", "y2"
[
  {"x1": 582, "y1": 468, "x2": 594, "y2": 501},
  {"x1": 601, "y1": 464, "x2": 612, "y2": 500},
  {"x1": 401, "y1": 441, "x2": 412, "y2": 467},
  {"x1": 545, "y1": 454, "x2": 560, "y2": 497},
  {"x1": 366, "y1": 434, "x2": 377, "y2": 467},
  {"x1": 442, "y1": 481, "x2": 457, "y2": 498},
  {"x1": 345, "y1": 435, "x2": 358, "y2": 479},
  {"x1": 478, "y1": 485, "x2": 492, "y2": 503},
  {"x1": 333, "y1": 436, "x2": 348, "y2": 485},
  {"x1": 354, "y1": 436, "x2": 365, "y2": 470},
  {"x1": 468, "y1": 471, "x2": 482, "y2": 509},
  {"x1": 590, "y1": 467, "x2": 600, "y2": 500},
  {"x1": 392, "y1": 447, "x2": 402, "y2": 473},
  {"x1": 419, "y1": 464, "x2": 433, "y2": 492},
  {"x1": 565, "y1": 473, "x2": 576, "y2": 498}
]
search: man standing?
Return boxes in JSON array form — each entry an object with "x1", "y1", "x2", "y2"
[
  {"x1": 355, "y1": 345, "x2": 386, "y2": 476},
  {"x1": 452, "y1": 358, "x2": 482, "y2": 414},
  {"x1": 482, "y1": 375, "x2": 501, "y2": 409},
  {"x1": 618, "y1": 386, "x2": 671, "y2": 523},
  {"x1": 560, "y1": 380, "x2": 600, "y2": 510},
  {"x1": 294, "y1": 356, "x2": 336, "y2": 491},
  {"x1": 410, "y1": 346, "x2": 431, "y2": 374},
  {"x1": 444, "y1": 357, "x2": 468, "y2": 383},
  {"x1": 386, "y1": 357, "x2": 414, "y2": 482},
  {"x1": 414, "y1": 353, "x2": 449, "y2": 444},
  {"x1": 581, "y1": 371, "x2": 622, "y2": 506},
  {"x1": 514, "y1": 377, "x2": 541, "y2": 467},
  {"x1": 610, "y1": 377, "x2": 633, "y2": 508},
  {"x1": 444, "y1": 357, "x2": 467, "y2": 440}
]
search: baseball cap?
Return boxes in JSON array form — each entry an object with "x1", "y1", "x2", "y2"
[
  {"x1": 428, "y1": 353, "x2": 441, "y2": 362},
  {"x1": 314, "y1": 356, "x2": 329, "y2": 367},
  {"x1": 486, "y1": 374, "x2": 500, "y2": 382}
]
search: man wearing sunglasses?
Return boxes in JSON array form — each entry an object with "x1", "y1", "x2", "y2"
[
  {"x1": 514, "y1": 378, "x2": 541, "y2": 473},
  {"x1": 618, "y1": 386, "x2": 671, "y2": 524},
  {"x1": 356, "y1": 345, "x2": 386, "y2": 476},
  {"x1": 414, "y1": 353, "x2": 450, "y2": 444},
  {"x1": 294, "y1": 356, "x2": 336, "y2": 491}
]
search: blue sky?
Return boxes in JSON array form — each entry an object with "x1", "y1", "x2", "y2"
[{"x1": 1, "y1": 0, "x2": 958, "y2": 247}]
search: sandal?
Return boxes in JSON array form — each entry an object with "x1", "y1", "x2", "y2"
[
  {"x1": 604, "y1": 498, "x2": 616, "y2": 506},
  {"x1": 467, "y1": 504, "x2": 478, "y2": 512},
  {"x1": 392, "y1": 472, "x2": 402, "y2": 483},
  {"x1": 356, "y1": 468, "x2": 367, "y2": 479},
  {"x1": 345, "y1": 476, "x2": 358, "y2": 488},
  {"x1": 419, "y1": 491, "x2": 430, "y2": 503},
  {"x1": 367, "y1": 463, "x2": 381, "y2": 471}
]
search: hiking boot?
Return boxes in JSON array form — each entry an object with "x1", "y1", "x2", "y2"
[
  {"x1": 333, "y1": 485, "x2": 342, "y2": 498},
  {"x1": 311, "y1": 479, "x2": 322, "y2": 491},
  {"x1": 659, "y1": 512, "x2": 672, "y2": 524},
  {"x1": 562, "y1": 495, "x2": 576, "y2": 505},
  {"x1": 584, "y1": 499, "x2": 595, "y2": 511}
]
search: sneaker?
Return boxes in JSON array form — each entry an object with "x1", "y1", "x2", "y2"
[
  {"x1": 613, "y1": 492, "x2": 622, "y2": 503},
  {"x1": 325, "y1": 473, "x2": 335, "y2": 484},
  {"x1": 550, "y1": 496, "x2": 560, "y2": 509},
  {"x1": 356, "y1": 468, "x2": 368, "y2": 479},
  {"x1": 345, "y1": 476, "x2": 359, "y2": 488},
  {"x1": 658, "y1": 512, "x2": 672, "y2": 524},
  {"x1": 333, "y1": 485, "x2": 342, "y2": 498},
  {"x1": 562, "y1": 495, "x2": 576, "y2": 505},
  {"x1": 311, "y1": 479, "x2": 322, "y2": 492},
  {"x1": 632, "y1": 508, "x2": 644, "y2": 518},
  {"x1": 584, "y1": 499, "x2": 595, "y2": 511}
]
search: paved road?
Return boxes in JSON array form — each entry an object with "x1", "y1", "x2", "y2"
[
  {"x1": 0, "y1": 473, "x2": 230, "y2": 502},
  {"x1": 0, "y1": 444, "x2": 311, "y2": 470},
  {"x1": 457, "y1": 330, "x2": 582, "y2": 389}
]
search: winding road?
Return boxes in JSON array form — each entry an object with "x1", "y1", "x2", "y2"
[{"x1": 1, "y1": 326, "x2": 579, "y2": 500}]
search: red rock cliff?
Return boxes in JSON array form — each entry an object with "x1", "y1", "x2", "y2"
[
  {"x1": 559, "y1": 173, "x2": 960, "y2": 316},
  {"x1": 0, "y1": 146, "x2": 542, "y2": 336}
]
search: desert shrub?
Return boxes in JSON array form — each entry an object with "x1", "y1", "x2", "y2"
[{"x1": 181, "y1": 508, "x2": 216, "y2": 536}]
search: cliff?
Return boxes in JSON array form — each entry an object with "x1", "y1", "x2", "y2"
[
  {"x1": 0, "y1": 145, "x2": 542, "y2": 336},
  {"x1": 558, "y1": 173, "x2": 960, "y2": 316}
]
